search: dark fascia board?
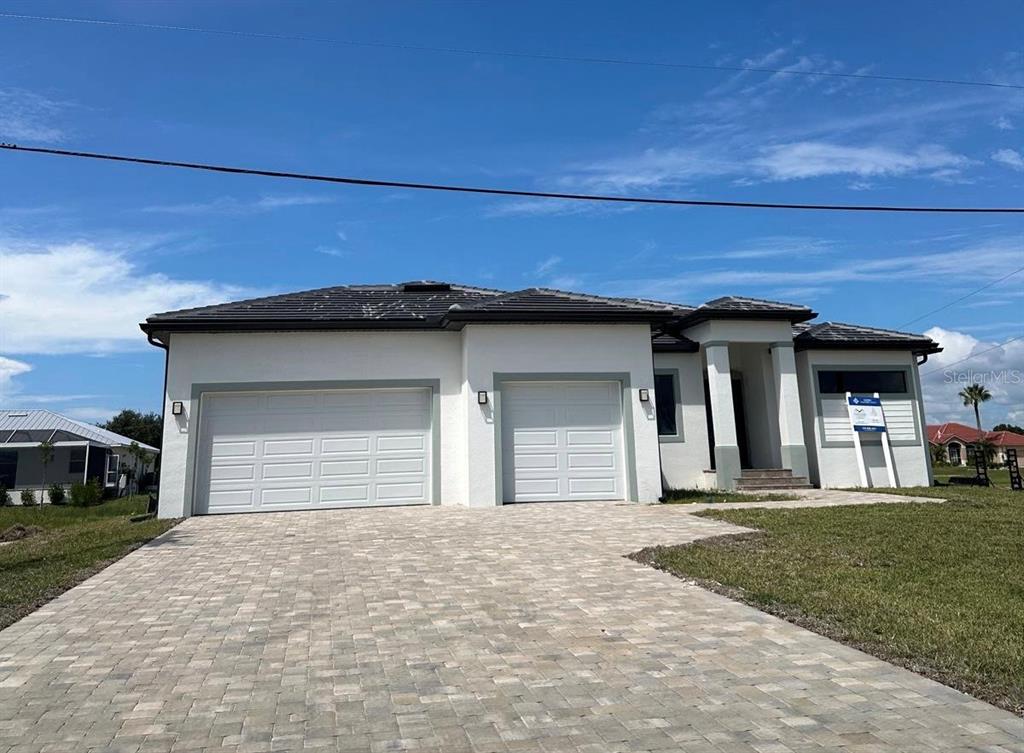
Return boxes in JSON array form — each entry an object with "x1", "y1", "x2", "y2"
[
  {"x1": 794, "y1": 339, "x2": 943, "y2": 356},
  {"x1": 140, "y1": 309, "x2": 675, "y2": 338},
  {"x1": 652, "y1": 339, "x2": 700, "y2": 353},
  {"x1": 677, "y1": 308, "x2": 818, "y2": 326}
]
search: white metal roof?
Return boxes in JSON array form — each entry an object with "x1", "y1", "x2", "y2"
[{"x1": 0, "y1": 409, "x2": 159, "y2": 452}]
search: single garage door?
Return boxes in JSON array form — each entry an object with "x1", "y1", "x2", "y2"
[
  {"x1": 501, "y1": 381, "x2": 626, "y2": 503},
  {"x1": 195, "y1": 388, "x2": 432, "y2": 514}
]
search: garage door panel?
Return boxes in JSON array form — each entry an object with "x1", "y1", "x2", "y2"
[
  {"x1": 197, "y1": 387, "x2": 431, "y2": 514},
  {"x1": 261, "y1": 462, "x2": 314, "y2": 480},
  {"x1": 376, "y1": 481, "x2": 427, "y2": 501},
  {"x1": 263, "y1": 438, "x2": 315, "y2": 456},
  {"x1": 211, "y1": 440, "x2": 256, "y2": 458},
  {"x1": 320, "y1": 459, "x2": 370, "y2": 477},
  {"x1": 502, "y1": 381, "x2": 624, "y2": 503},
  {"x1": 321, "y1": 436, "x2": 370, "y2": 454},
  {"x1": 377, "y1": 434, "x2": 425, "y2": 452},
  {"x1": 320, "y1": 484, "x2": 370, "y2": 504},
  {"x1": 261, "y1": 487, "x2": 313, "y2": 506}
]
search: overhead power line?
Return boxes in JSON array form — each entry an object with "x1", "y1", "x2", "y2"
[
  {"x1": 4, "y1": 144, "x2": 1024, "y2": 214},
  {"x1": 2, "y1": 11, "x2": 1022, "y2": 92},
  {"x1": 899, "y1": 263, "x2": 1024, "y2": 327},
  {"x1": 920, "y1": 333, "x2": 1024, "y2": 376}
]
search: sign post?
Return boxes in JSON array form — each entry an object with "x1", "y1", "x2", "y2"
[{"x1": 846, "y1": 392, "x2": 897, "y2": 487}]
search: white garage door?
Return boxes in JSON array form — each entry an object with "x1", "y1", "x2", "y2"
[
  {"x1": 195, "y1": 388, "x2": 431, "y2": 514},
  {"x1": 501, "y1": 381, "x2": 626, "y2": 503}
]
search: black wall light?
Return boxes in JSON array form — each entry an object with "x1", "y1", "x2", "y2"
[
  {"x1": 171, "y1": 401, "x2": 184, "y2": 415},
  {"x1": 477, "y1": 391, "x2": 488, "y2": 405},
  {"x1": 638, "y1": 389, "x2": 650, "y2": 402}
]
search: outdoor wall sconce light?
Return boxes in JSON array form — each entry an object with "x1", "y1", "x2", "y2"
[
  {"x1": 172, "y1": 401, "x2": 184, "y2": 415},
  {"x1": 477, "y1": 391, "x2": 489, "y2": 405},
  {"x1": 638, "y1": 389, "x2": 650, "y2": 402}
]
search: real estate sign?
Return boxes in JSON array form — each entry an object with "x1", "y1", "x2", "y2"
[{"x1": 846, "y1": 395, "x2": 886, "y2": 432}]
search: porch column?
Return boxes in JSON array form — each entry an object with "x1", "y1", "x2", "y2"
[
  {"x1": 770, "y1": 342, "x2": 809, "y2": 478},
  {"x1": 704, "y1": 342, "x2": 741, "y2": 489}
]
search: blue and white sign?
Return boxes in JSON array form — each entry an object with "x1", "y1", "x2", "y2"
[{"x1": 847, "y1": 395, "x2": 886, "y2": 432}]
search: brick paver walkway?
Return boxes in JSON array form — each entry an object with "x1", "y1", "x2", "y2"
[{"x1": 0, "y1": 501, "x2": 1020, "y2": 752}]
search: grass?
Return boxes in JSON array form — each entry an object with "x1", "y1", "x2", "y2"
[
  {"x1": 663, "y1": 488, "x2": 798, "y2": 504},
  {"x1": 931, "y1": 466, "x2": 1012, "y2": 486},
  {"x1": 0, "y1": 496, "x2": 177, "y2": 631},
  {"x1": 633, "y1": 484, "x2": 1024, "y2": 715}
]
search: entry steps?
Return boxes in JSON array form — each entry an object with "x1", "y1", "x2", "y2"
[{"x1": 734, "y1": 468, "x2": 813, "y2": 490}]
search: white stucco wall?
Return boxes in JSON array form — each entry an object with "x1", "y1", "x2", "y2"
[
  {"x1": 653, "y1": 352, "x2": 711, "y2": 491},
  {"x1": 158, "y1": 330, "x2": 466, "y2": 517},
  {"x1": 157, "y1": 323, "x2": 662, "y2": 517},
  {"x1": 795, "y1": 349, "x2": 931, "y2": 488},
  {"x1": 462, "y1": 324, "x2": 662, "y2": 505}
]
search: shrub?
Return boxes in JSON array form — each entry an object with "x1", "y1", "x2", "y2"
[
  {"x1": 69, "y1": 480, "x2": 102, "y2": 507},
  {"x1": 48, "y1": 483, "x2": 66, "y2": 505},
  {"x1": 20, "y1": 489, "x2": 35, "y2": 505},
  {"x1": 0, "y1": 485, "x2": 10, "y2": 506}
]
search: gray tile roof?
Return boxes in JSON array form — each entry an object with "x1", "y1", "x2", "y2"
[
  {"x1": 143, "y1": 281, "x2": 678, "y2": 333},
  {"x1": 678, "y1": 295, "x2": 817, "y2": 325},
  {"x1": 0, "y1": 409, "x2": 159, "y2": 451},
  {"x1": 793, "y1": 321, "x2": 941, "y2": 353}
]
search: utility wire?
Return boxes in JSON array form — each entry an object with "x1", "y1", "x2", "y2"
[
  {"x1": 899, "y1": 263, "x2": 1024, "y2": 327},
  {"x1": 2, "y1": 11, "x2": 1021, "y2": 92},
  {"x1": 4, "y1": 144, "x2": 1024, "y2": 214},
  {"x1": 920, "y1": 333, "x2": 1024, "y2": 376}
]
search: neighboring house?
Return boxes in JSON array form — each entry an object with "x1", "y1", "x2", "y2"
[
  {"x1": 927, "y1": 422, "x2": 1024, "y2": 466},
  {"x1": 142, "y1": 281, "x2": 941, "y2": 519},
  {"x1": 0, "y1": 410, "x2": 159, "y2": 503}
]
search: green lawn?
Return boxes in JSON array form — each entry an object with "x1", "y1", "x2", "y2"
[
  {"x1": 633, "y1": 485, "x2": 1024, "y2": 715},
  {"x1": 663, "y1": 488, "x2": 798, "y2": 504},
  {"x1": 931, "y1": 466, "x2": 1012, "y2": 486},
  {"x1": 0, "y1": 497, "x2": 177, "y2": 631}
]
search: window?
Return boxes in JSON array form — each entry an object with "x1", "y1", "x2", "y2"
[
  {"x1": 0, "y1": 450, "x2": 17, "y2": 488},
  {"x1": 817, "y1": 369, "x2": 907, "y2": 394},
  {"x1": 654, "y1": 372, "x2": 678, "y2": 436},
  {"x1": 948, "y1": 443, "x2": 961, "y2": 464},
  {"x1": 68, "y1": 447, "x2": 86, "y2": 475},
  {"x1": 106, "y1": 454, "x2": 120, "y2": 486}
]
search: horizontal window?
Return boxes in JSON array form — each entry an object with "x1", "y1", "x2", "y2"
[
  {"x1": 654, "y1": 372, "x2": 677, "y2": 436},
  {"x1": 817, "y1": 369, "x2": 907, "y2": 395}
]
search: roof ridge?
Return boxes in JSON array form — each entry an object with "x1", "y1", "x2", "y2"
[
  {"x1": 702, "y1": 294, "x2": 809, "y2": 309},
  {"x1": 528, "y1": 287, "x2": 677, "y2": 311},
  {"x1": 817, "y1": 320, "x2": 931, "y2": 338}
]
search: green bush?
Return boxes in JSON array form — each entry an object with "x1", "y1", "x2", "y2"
[
  {"x1": 69, "y1": 480, "x2": 102, "y2": 507},
  {"x1": 48, "y1": 483, "x2": 66, "y2": 505},
  {"x1": 0, "y1": 485, "x2": 10, "y2": 506},
  {"x1": 19, "y1": 489, "x2": 35, "y2": 505}
]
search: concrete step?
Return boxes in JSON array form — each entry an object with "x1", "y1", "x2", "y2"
[
  {"x1": 740, "y1": 468, "x2": 795, "y2": 479},
  {"x1": 735, "y1": 475, "x2": 812, "y2": 490},
  {"x1": 736, "y1": 483, "x2": 814, "y2": 491}
]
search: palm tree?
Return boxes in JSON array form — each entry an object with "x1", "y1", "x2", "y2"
[{"x1": 958, "y1": 383, "x2": 992, "y2": 434}]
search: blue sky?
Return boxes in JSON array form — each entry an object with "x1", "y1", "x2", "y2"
[{"x1": 1, "y1": 1, "x2": 1022, "y2": 427}]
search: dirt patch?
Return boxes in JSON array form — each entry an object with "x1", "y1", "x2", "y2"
[{"x1": 0, "y1": 524, "x2": 45, "y2": 543}]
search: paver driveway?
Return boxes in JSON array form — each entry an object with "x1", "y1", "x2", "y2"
[{"x1": 0, "y1": 502, "x2": 1020, "y2": 753}]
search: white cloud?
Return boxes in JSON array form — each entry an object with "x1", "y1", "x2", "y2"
[
  {"x1": 688, "y1": 236, "x2": 834, "y2": 261},
  {"x1": 0, "y1": 241, "x2": 250, "y2": 354},
  {"x1": 0, "y1": 356, "x2": 32, "y2": 403},
  {"x1": 62, "y1": 406, "x2": 121, "y2": 422},
  {"x1": 142, "y1": 194, "x2": 335, "y2": 215},
  {"x1": 991, "y1": 148, "x2": 1024, "y2": 171},
  {"x1": 993, "y1": 115, "x2": 1014, "y2": 130},
  {"x1": 919, "y1": 327, "x2": 1024, "y2": 427},
  {"x1": 315, "y1": 246, "x2": 348, "y2": 258},
  {"x1": 0, "y1": 88, "x2": 66, "y2": 143},
  {"x1": 534, "y1": 256, "x2": 562, "y2": 276},
  {"x1": 754, "y1": 142, "x2": 971, "y2": 181}
]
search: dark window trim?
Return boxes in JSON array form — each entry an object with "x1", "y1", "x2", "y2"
[{"x1": 654, "y1": 368, "x2": 685, "y2": 443}]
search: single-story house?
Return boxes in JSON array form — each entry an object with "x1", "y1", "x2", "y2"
[
  {"x1": 142, "y1": 281, "x2": 941, "y2": 518},
  {"x1": 927, "y1": 422, "x2": 1024, "y2": 466},
  {"x1": 0, "y1": 409, "x2": 159, "y2": 503}
]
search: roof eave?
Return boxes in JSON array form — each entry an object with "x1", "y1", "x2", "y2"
[
  {"x1": 794, "y1": 338, "x2": 942, "y2": 356},
  {"x1": 677, "y1": 309, "x2": 818, "y2": 327}
]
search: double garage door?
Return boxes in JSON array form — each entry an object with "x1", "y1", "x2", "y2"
[
  {"x1": 195, "y1": 388, "x2": 432, "y2": 514},
  {"x1": 193, "y1": 381, "x2": 626, "y2": 514}
]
